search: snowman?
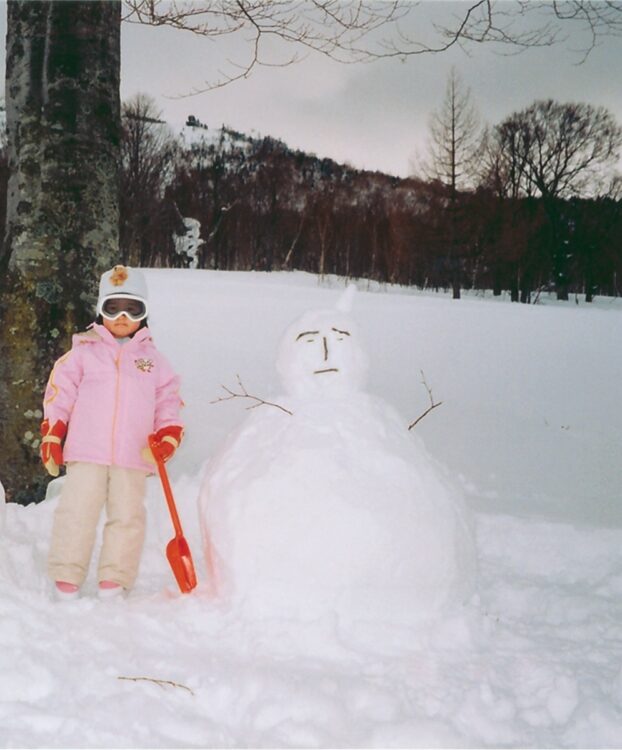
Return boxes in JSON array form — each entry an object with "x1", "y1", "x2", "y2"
[{"x1": 199, "y1": 288, "x2": 476, "y2": 625}]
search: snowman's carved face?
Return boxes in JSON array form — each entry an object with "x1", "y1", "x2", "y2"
[
  {"x1": 296, "y1": 326, "x2": 351, "y2": 375},
  {"x1": 277, "y1": 310, "x2": 368, "y2": 396}
]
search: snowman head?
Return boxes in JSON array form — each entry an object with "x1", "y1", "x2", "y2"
[{"x1": 276, "y1": 287, "x2": 368, "y2": 397}]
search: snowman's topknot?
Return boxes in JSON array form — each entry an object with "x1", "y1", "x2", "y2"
[{"x1": 335, "y1": 283, "x2": 357, "y2": 313}]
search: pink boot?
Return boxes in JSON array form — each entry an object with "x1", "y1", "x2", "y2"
[
  {"x1": 98, "y1": 580, "x2": 124, "y2": 599},
  {"x1": 55, "y1": 581, "x2": 80, "y2": 601}
]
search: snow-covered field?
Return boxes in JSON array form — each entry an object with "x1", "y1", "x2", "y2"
[{"x1": 1, "y1": 269, "x2": 621, "y2": 748}]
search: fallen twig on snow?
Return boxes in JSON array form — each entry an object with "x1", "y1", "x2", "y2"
[
  {"x1": 408, "y1": 370, "x2": 443, "y2": 430},
  {"x1": 210, "y1": 374, "x2": 293, "y2": 416},
  {"x1": 117, "y1": 675, "x2": 195, "y2": 696}
]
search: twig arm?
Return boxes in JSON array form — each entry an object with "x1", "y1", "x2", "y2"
[
  {"x1": 117, "y1": 675, "x2": 194, "y2": 696},
  {"x1": 210, "y1": 374, "x2": 293, "y2": 416},
  {"x1": 408, "y1": 370, "x2": 443, "y2": 430}
]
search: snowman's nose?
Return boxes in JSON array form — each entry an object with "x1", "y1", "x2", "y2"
[{"x1": 323, "y1": 336, "x2": 329, "y2": 361}]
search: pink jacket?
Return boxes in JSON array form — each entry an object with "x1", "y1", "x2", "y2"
[{"x1": 43, "y1": 324, "x2": 183, "y2": 472}]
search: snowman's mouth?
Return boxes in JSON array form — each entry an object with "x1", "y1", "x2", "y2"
[{"x1": 314, "y1": 368, "x2": 339, "y2": 375}]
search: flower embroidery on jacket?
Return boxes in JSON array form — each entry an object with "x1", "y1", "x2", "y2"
[
  {"x1": 134, "y1": 358, "x2": 155, "y2": 373},
  {"x1": 110, "y1": 265, "x2": 129, "y2": 286}
]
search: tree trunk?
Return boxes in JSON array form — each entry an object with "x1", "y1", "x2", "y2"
[
  {"x1": 510, "y1": 273, "x2": 519, "y2": 302},
  {"x1": 452, "y1": 269, "x2": 461, "y2": 299},
  {"x1": 0, "y1": 1, "x2": 121, "y2": 504}
]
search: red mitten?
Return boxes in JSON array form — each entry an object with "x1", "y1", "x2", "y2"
[
  {"x1": 40, "y1": 419, "x2": 67, "y2": 477},
  {"x1": 144, "y1": 425, "x2": 184, "y2": 464}
]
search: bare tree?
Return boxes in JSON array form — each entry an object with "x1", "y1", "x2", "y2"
[
  {"x1": 500, "y1": 100, "x2": 622, "y2": 201},
  {"x1": 122, "y1": 94, "x2": 176, "y2": 200},
  {"x1": 422, "y1": 67, "x2": 482, "y2": 299},
  {"x1": 489, "y1": 99, "x2": 622, "y2": 299},
  {"x1": 424, "y1": 67, "x2": 481, "y2": 195},
  {"x1": 480, "y1": 123, "x2": 531, "y2": 201},
  {"x1": 121, "y1": 94, "x2": 179, "y2": 265}
]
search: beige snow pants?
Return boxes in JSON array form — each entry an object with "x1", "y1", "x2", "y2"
[{"x1": 47, "y1": 462, "x2": 147, "y2": 589}]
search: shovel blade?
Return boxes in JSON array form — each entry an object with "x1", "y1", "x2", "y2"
[{"x1": 166, "y1": 536, "x2": 197, "y2": 593}]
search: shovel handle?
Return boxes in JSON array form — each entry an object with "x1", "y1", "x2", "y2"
[{"x1": 149, "y1": 435, "x2": 184, "y2": 538}]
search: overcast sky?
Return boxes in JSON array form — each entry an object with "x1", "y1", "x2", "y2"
[{"x1": 2, "y1": 2, "x2": 622, "y2": 178}]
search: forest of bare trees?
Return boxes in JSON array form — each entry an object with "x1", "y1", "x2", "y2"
[
  {"x1": 0, "y1": 89, "x2": 618, "y2": 310},
  {"x1": 111, "y1": 92, "x2": 622, "y2": 304}
]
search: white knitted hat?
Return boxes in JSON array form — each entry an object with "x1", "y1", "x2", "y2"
[{"x1": 96, "y1": 265, "x2": 149, "y2": 316}]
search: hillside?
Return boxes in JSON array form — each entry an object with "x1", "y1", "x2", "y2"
[{"x1": 121, "y1": 118, "x2": 622, "y2": 303}]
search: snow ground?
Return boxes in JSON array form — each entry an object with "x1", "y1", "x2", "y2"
[{"x1": 1, "y1": 269, "x2": 621, "y2": 748}]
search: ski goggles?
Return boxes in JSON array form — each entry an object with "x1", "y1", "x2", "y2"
[{"x1": 99, "y1": 295, "x2": 148, "y2": 322}]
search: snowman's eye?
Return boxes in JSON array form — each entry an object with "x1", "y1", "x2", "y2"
[
  {"x1": 331, "y1": 327, "x2": 350, "y2": 342},
  {"x1": 296, "y1": 330, "x2": 320, "y2": 342}
]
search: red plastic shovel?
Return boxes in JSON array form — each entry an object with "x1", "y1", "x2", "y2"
[{"x1": 149, "y1": 435, "x2": 197, "y2": 593}]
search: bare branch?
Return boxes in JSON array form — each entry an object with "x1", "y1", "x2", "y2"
[
  {"x1": 117, "y1": 675, "x2": 195, "y2": 696},
  {"x1": 485, "y1": 100, "x2": 622, "y2": 201},
  {"x1": 121, "y1": 0, "x2": 622, "y2": 96},
  {"x1": 210, "y1": 374, "x2": 293, "y2": 415},
  {"x1": 408, "y1": 370, "x2": 443, "y2": 430},
  {"x1": 435, "y1": 0, "x2": 622, "y2": 60}
]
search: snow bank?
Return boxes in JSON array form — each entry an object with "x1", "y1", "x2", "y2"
[{"x1": 2, "y1": 494, "x2": 621, "y2": 748}]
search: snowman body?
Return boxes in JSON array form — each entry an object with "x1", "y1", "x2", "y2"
[{"x1": 200, "y1": 306, "x2": 476, "y2": 624}]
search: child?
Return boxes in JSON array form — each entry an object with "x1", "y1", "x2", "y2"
[{"x1": 40, "y1": 265, "x2": 184, "y2": 600}]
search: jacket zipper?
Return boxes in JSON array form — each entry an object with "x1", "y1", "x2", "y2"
[{"x1": 111, "y1": 348, "x2": 122, "y2": 465}]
